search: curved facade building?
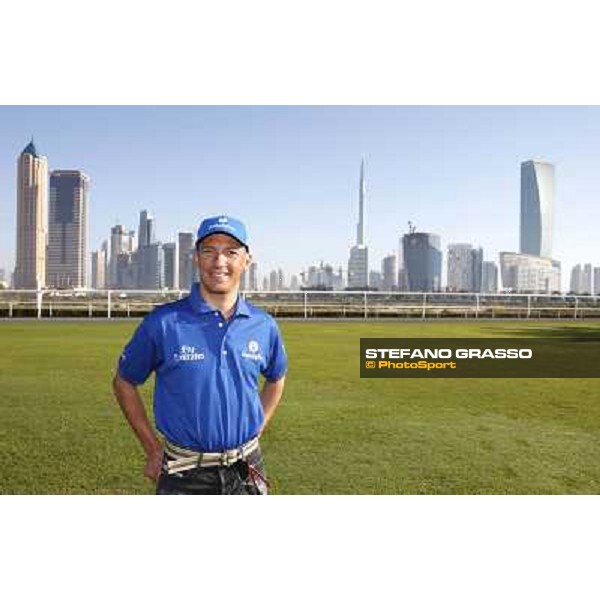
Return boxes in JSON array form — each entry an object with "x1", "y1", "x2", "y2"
[{"x1": 520, "y1": 160, "x2": 554, "y2": 258}]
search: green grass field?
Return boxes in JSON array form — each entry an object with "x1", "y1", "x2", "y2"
[{"x1": 1, "y1": 319, "x2": 600, "y2": 494}]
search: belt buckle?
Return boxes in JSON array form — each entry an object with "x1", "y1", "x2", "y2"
[{"x1": 221, "y1": 451, "x2": 235, "y2": 467}]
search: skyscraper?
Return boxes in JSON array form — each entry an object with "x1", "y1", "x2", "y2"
[
  {"x1": 239, "y1": 268, "x2": 247, "y2": 292},
  {"x1": 14, "y1": 140, "x2": 48, "y2": 289},
  {"x1": 447, "y1": 244, "x2": 483, "y2": 292},
  {"x1": 481, "y1": 261, "x2": 498, "y2": 293},
  {"x1": 397, "y1": 236, "x2": 408, "y2": 292},
  {"x1": 101, "y1": 240, "x2": 109, "y2": 282},
  {"x1": 163, "y1": 241, "x2": 179, "y2": 289},
  {"x1": 357, "y1": 158, "x2": 365, "y2": 246},
  {"x1": 138, "y1": 210, "x2": 156, "y2": 248},
  {"x1": 570, "y1": 264, "x2": 582, "y2": 294},
  {"x1": 92, "y1": 240, "x2": 109, "y2": 290},
  {"x1": 403, "y1": 231, "x2": 442, "y2": 292},
  {"x1": 46, "y1": 170, "x2": 90, "y2": 289},
  {"x1": 347, "y1": 159, "x2": 369, "y2": 288},
  {"x1": 570, "y1": 263, "x2": 592, "y2": 294},
  {"x1": 115, "y1": 252, "x2": 137, "y2": 289},
  {"x1": 520, "y1": 160, "x2": 554, "y2": 258},
  {"x1": 369, "y1": 270, "x2": 382, "y2": 289},
  {"x1": 447, "y1": 244, "x2": 473, "y2": 292},
  {"x1": 249, "y1": 262, "x2": 258, "y2": 291},
  {"x1": 109, "y1": 224, "x2": 136, "y2": 288},
  {"x1": 381, "y1": 254, "x2": 397, "y2": 291},
  {"x1": 91, "y1": 246, "x2": 107, "y2": 290},
  {"x1": 177, "y1": 232, "x2": 195, "y2": 290},
  {"x1": 583, "y1": 264, "x2": 592, "y2": 294},
  {"x1": 347, "y1": 246, "x2": 368, "y2": 288},
  {"x1": 138, "y1": 243, "x2": 164, "y2": 289}
]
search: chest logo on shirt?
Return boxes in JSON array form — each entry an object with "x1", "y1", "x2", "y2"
[
  {"x1": 241, "y1": 339, "x2": 264, "y2": 362},
  {"x1": 173, "y1": 345, "x2": 205, "y2": 362}
]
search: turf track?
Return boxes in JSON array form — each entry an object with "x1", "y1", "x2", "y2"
[{"x1": 1, "y1": 320, "x2": 599, "y2": 494}]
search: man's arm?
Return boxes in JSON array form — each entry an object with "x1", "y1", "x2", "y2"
[
  {"x1": 112, "y1": 372, "x2": 163, "y2": 481},
  {"x1": 259, "y1": 376, "x2": 286, "y2": 435}
]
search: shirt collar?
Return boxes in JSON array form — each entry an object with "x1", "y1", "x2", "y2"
[{"x1": 189, "y1": 283, "x2": 251, "y2": 318}]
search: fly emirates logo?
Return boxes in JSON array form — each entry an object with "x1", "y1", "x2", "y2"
[{"x1": 173, "y1": 345, "x2": 205, "y2": 362}]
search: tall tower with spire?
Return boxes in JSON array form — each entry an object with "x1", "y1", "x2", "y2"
[
  {"x1": 357, "y1": 158, "x2": 365, "y2": 245},
  {"x1": 14, "y1": 139, "x2": 49, "y2": 289},
  {"x1": 347, "y1": 159, "x2": 369, "y2": 289}
]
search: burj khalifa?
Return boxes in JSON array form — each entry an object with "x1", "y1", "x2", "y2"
[{"x1": 347, "y1": 159, "x2": 369, "y2": 288}]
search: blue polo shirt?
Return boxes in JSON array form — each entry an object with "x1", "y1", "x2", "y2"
[{"x1": 117, "y1": 284, "x2": 287, "y2": 452}]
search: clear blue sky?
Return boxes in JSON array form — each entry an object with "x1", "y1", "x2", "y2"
[{"x1": 1, "y1": 105, "x2": 599, "y2": 288}]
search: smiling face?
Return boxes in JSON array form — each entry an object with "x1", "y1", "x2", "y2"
[{"x1": 195, "y1": 233, "x2": 251, "y2": 297}]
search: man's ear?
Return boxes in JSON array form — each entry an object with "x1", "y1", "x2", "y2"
[{"x1": 244, "y1": 252, "x2": 252, "y2": 271}]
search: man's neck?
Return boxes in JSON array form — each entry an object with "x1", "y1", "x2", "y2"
[{"x1": 199, "y1": 284, "x2": 238, "y2": 320}]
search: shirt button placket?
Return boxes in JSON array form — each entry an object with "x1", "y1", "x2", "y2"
[
  {"x1": 221, "y1": 343, "x2": 229, "y2": 369},
  {"x1": 218, "y1": 314, "x2": 228, "y2": 369}
]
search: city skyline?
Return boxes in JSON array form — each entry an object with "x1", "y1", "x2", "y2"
[
  {"x1": 1, "y1": 106, "x2": 600, "y2": 290},
  {"x1": 3, "y1": 145, "x2": 596, "y2": 294}
]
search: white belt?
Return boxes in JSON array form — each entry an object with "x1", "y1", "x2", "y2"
[{"x1": 164, "y1": 437, "x2": 260, "y2": 474}]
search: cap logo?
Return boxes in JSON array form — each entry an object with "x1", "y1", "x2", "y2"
[
  {"x1": 209, "y1": 223, "x2": 234, "y2": 231},
  {"x1": 218, "y1": 217, "x2": 228, "y2": 224}
]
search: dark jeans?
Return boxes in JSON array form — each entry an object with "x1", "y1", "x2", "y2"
[{"x1": 156, "y1": 447, "x2": 268, "y2": 495}]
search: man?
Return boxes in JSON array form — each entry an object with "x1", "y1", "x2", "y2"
[{"x1": 113, "y1": 215, "x2": 287, "y2": 494}]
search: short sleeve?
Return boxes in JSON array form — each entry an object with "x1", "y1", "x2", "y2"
[
  {"x1": 117, "y1": 318, "x2": 159, "y2": 385},
  {"x1": 261, "y1": 321, "x2": 288, "y2": 382}
]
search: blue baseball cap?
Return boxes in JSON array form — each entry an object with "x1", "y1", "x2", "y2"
[{"x1": 196, "y1": 215, "x2": 249, "y2": 249}]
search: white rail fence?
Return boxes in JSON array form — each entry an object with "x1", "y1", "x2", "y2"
[{"x1": 1, "y1": 289, "x2": 599, "y2": 320}]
